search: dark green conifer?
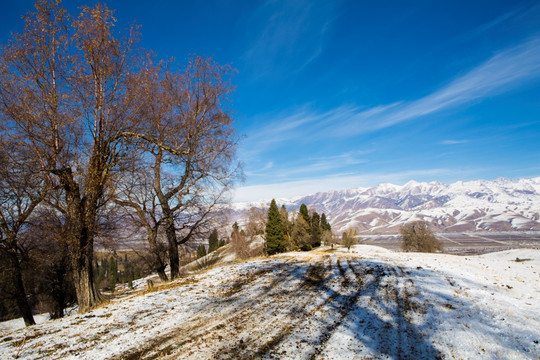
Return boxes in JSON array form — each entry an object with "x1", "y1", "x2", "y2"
[
  {"x1": 321, "y1": 213, "x2": 332, "y2": 232},
  {"x1": 208, "y1": 228, "x2": 219, "y2": 253},
  {"x1": 108, "y1": 256, "x2": 118, "y2": 293},
  {"x1": 265, "y1": 199, "x2": 286, "y2": 255},
  {"x1": 196, "y1": 244, "x2": 207, "y2": 259},
  {"x1": 299, "y1": 204, "x2": 311, "y2": 234},
  {"x1": 311, "y1": 211, "x2": 321, "y2": 248}
]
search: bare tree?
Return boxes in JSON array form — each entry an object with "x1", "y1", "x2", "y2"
[
  {"x1": 400, "y1": 220, "x2": 443, "y2": 253},
  {"x1": 292, "y1": 214, "x2": 311, "y2": 251},
  {"x1": 0, "y1": 1, "x2": 136, "y2": 311},
  {"x1": 114, "y1": 163, "x2": 169, "y2": 281},
  {"x1": 0, "y1": 1, "x2": 240, "y2": 311},
  {"x1": 132, "y1": 57, "x2": 240, "y2": 279},
  {"x1": 246, "y1": 207, "x2": 267, "y2": 239},
  {"x1": 0, "y1": 138, "x2": 47, "y2": 325},
  {"x1": 23, "y1": 208, "x2": 74, "y2": 320},
  {"x1": 230, "y1": 222, "x2": 251, "y2": 259}
]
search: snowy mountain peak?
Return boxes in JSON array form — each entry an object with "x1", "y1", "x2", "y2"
[{"x1": 232, "y1": 177, "x2": 540, "y2": 234}]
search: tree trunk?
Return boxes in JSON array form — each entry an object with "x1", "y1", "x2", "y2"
[
  {"x1": 163, "y1": 207, "x2": 179, "y2": 279},
  {"x1": 56, "y1": 169, "x2": 102, "y2": 312},
  {"x1": 6, "y1": 249, "x2": 35, "y2": 326},
  {"x1": 49, "y1": 243, "x2": 70, "y2": 319},
  {"x1": 71, "y1": 244, "x2": 101, "y2": 312},
  {"x1": 157, "y1": 266, "x2": 168, "y2": 282},
  {"x1": 147, "y1": 230, "x2": 169, "y2": 282},
  {"x1": 49, "y1": 274, "x2": 65, "y2": 319},
  {"x1": 70, "y1": 203, "x2": 101, "y2": 312}
]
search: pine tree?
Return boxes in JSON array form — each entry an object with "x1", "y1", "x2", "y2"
[
  {"x1": 320, "y1": 213, "x2": 331, "y2": 232},
  {"x1": 108, "y1": 256, "x2": 118, "y2": 293},
  {"x1": 311, "y1": 211, "x2": 321, "y2": 248},
  {"x1": 280, "y1": 205, "x2": 290, "y2": 233},
  {"x1": 196, "y1": 244, "x2": 207, "y2": 259},
  {"x1": 280, "y1": 205, "x2": 293, "y2": 249},
  {"x1": 208, "y1": 228, "x2": 219, "y2": 253},
  {"x1": 265, "y1": 199, "x2": 286, "y2": 255},
  {"x1": 300, "y1": 204, "x2": 311, "y2": 234}
]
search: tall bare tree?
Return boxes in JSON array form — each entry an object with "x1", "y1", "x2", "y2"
[
  {"x1": 0, "y1": 1, "x2": 240, "y2": 311},
  {"x1": 114, "y1": 163, "x2": 169, "y2": 281},
  {"x1": 0, "y1": 0, "x2": 124, "y2": 311},
  {"x1": 0, "y1": 138, "x2": 46, "y2": 326},
  {"x1": 133, "y1": 57, "x2": 240, "y2": 279}
]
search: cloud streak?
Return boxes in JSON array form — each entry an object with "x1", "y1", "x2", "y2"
[
  {"x1": 244, "y1": 36, "x2": 540, "y2": 148},
  {"x1": 241, "y1": 0, "x2": 335, "y2": 79},
  {"x1": 337, "y1": 36, "x2": 540, "y2": 134}
]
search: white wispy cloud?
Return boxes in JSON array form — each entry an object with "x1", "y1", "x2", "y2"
[
  {"x1": 241, "y1": 0, "x2": 335, "y2": 79},
  {"x1": 441, "y1": 140, "x2": 468, "y2": 145},
  {"x1": 337, "y1": 36, "x2": 540, "y2": 134},
  {"x1": 269, "y1": 151, "x2": 370, "y2": 179},
  {"x1": 245, "y1": 161, "x2": 274, "y2": 177},
  {"x1": 244, "y1": 35, "x2": 540, "y2": 147}
]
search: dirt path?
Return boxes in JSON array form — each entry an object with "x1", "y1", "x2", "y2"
[{"x1": 116, "y1": 255, "x2": 441, "y2": 360}]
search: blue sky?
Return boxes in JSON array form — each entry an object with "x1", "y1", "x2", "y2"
[{"x1": 2, "y1": 0, "x2": 540, "y2": 202}]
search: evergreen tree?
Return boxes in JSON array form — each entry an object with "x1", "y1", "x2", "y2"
[
  {"x1": 280, "y1": 205, "x2": 293, "y2": 249},
  {"x1": 196, "y1": 244, "x2": 207, "y2": 259},
  {"x1": 108, "y1": 256, "x2": 118, "y2": 293},
  {"x1": 93, "y1": 260, "x2": 100, "y2": 286},
  {"x1": 265, "y1": 199, "x2": 286, "y2": 255},
  {"x1": 280, "y1": 205, "x2": 290, "y2": 233},
  {"x1": 311, "y1": 211, "x2": 321, "y2": 248},
  {"x1": 299, "y1": 204, "x2": 311, "y2": 234},
  {"x1": 320, "y1": 213, "x2": 332, "y2": 232},
  {"x1": 208, "y1": 228, "x2": 219, "y2": 253}
]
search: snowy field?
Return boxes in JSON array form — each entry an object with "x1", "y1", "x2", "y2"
[{"x1": 1, "y1": 245, "x2": 539, "y2": 359}]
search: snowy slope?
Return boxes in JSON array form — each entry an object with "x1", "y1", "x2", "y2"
[
  {"x1": 1, "y1": 247, "x2": 539, "y2": 359},
  {"x1": 232, "y1": 177, "x2": 540, "y2": 233}
]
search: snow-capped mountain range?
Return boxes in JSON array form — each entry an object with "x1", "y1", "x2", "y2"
[{"x1": 233, "y1": 177, "x2": 540, "y2": 234}]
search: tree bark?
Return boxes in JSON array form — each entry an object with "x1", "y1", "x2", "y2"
[
  {"x1": 156, "y1": 266, "x2": 168, "y2": 283},
  {"x1": 54, "y1": 165, "x2": 103, "y2": 312},
  {"x1": 71, "y1": 250, "x2": 100, "y2": 312},
  {"x1": 6, "y1": 249, "x2": 35, "y2": 326},
  {"x1": 163, "y1": 206, "x2": 180, "y2": 279},
  {"x1": 148, "y1": 232, "x2": 168, "y2": 282},
  {"x1": 48, "y1": 241, "x2": 70, "y2": 319}
]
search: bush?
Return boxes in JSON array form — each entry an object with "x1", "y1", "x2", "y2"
[
  {"x1": 342, "y1": 228, "x2": 358, "y2": 252},
  {"x1": 400, "y1": 221, "x2": 443, "y2": 253}
]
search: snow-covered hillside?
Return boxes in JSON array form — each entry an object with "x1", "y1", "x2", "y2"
[
  {"x1": 1, "y1": 246, "x2": 539, "y2": 359},
  {"x1": 233, "y1": 177, "x2": 540, "y2": 234}
]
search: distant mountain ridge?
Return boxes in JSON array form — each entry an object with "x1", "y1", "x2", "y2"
[{"x1": 233, "y1": 177, "x2": 540, "y2": 234}]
